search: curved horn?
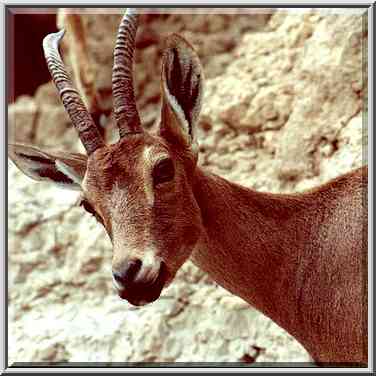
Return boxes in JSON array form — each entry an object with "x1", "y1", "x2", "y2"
[
  {"x1": 112, "y1": 8, "x2": 143, "y2": 137},
  {"x1": 43, "y1": 29, "x2": 105, "y2": 155}
]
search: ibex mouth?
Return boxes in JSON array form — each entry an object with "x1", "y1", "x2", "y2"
[{"x1": 117, "y1": 262, "x2": 168, "y2": 306}]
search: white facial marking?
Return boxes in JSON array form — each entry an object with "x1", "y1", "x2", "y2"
[
  {"x1": 136, "y1": 250, "x2": 162, "y2": 284},
  {"x1": 81, "y1": 171, "x2": 91, "y2": 194},
  {"x1": 142, "y1": 146, "x2": 155, "y2": 207},
  {"x1": 142, "y1": 250, "x2": 156, "y2": 268}
]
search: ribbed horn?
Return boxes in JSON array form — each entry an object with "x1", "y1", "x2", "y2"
[
  {"x1": 43, "y1": 29, "x2": 105, "y2": 155},
  {"x1": 112, "y1": 8, "x2": 143, "y2": 137}
]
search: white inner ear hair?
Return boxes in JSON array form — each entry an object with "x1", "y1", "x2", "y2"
[
  {"x1": 163, "y1": 81, "x2": 192, "y2": 142},
  {"x1": 55, "y1": 159, "x2": 83, "y2": 186},
  {"x1": 176, "y1": 51, "x2": 203, "y2": 131}
]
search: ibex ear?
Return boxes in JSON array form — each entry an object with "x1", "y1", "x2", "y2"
[
  {"x1": 8, "y1": 144, "x2": 87, "y2": 191},
  {"x1": 160, "y1": 34, "x2": 204, "y2": 151}
]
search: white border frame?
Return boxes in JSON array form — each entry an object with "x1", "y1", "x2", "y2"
[{"x1": 1, "y1": 0, "x2": 373, "y2": 373}]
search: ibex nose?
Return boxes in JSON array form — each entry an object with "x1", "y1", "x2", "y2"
[
  {"x1": 113, "y1": 259, "x2": 142, "y2": 288},
  {"x1": 112, "y1": 258, "x2": 168, "y2": 306}
]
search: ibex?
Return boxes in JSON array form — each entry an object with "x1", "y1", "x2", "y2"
[{"x1": 9, "y1": 9, "x2": 367, "y2": 366}]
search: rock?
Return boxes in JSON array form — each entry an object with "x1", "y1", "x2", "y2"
[
  {"x1": 8, "y1": 96, "x2": 37, "y2": 143},
  {"x1": 201, "y1": 10, "x2": 365, "y2": 192},
  {"x1": 8, "y1": 82, "x2": 76, "y2": 149},
  {"x1": 219, "y1": 295, "x2": 250, "y2": 310}
]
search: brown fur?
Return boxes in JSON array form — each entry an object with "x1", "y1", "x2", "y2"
[
  {"x1": 71, "y1": 131, "x2": 367, "y2": 365},
  {"x1": 190, "y1": 165, "x2": 367, "y2": 365},
  {"x1": 82, "y1": 133, "x2": 202, "y2": 286}
]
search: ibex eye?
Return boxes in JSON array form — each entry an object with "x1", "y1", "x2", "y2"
[
  {"x1": 153, "y1": 158, "x2": 175, "y2": 186},
  {"x1": 79, "y1": 199, "x2": 95, "y2": 215},
  {"x1": 79, "y1": 199, "x2": 104, "y2": 225}
]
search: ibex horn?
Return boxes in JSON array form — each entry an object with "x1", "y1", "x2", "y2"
[
  {"x1": 43, "y1": 29, "x2": 105, "y2": 155},
  {"x1": 112, "y1": 8, "x2": 143, "y2": 137}
]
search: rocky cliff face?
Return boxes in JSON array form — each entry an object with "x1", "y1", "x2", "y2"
[{"x1": 8, "y1": 9, "x2": 367, "y2": 364}]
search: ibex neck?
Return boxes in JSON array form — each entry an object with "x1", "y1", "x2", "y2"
[{"x1": 191, "y1": 167, "x2": 312, "y2": 342}]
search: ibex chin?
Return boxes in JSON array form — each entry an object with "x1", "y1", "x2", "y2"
[{"x1": 9, "y1": 9, "x2": 367, "y2": 366}]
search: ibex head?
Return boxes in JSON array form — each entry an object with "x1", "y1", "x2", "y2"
[{"x1": 9, "y1": 9, "x2": 204, "y2": 306}]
